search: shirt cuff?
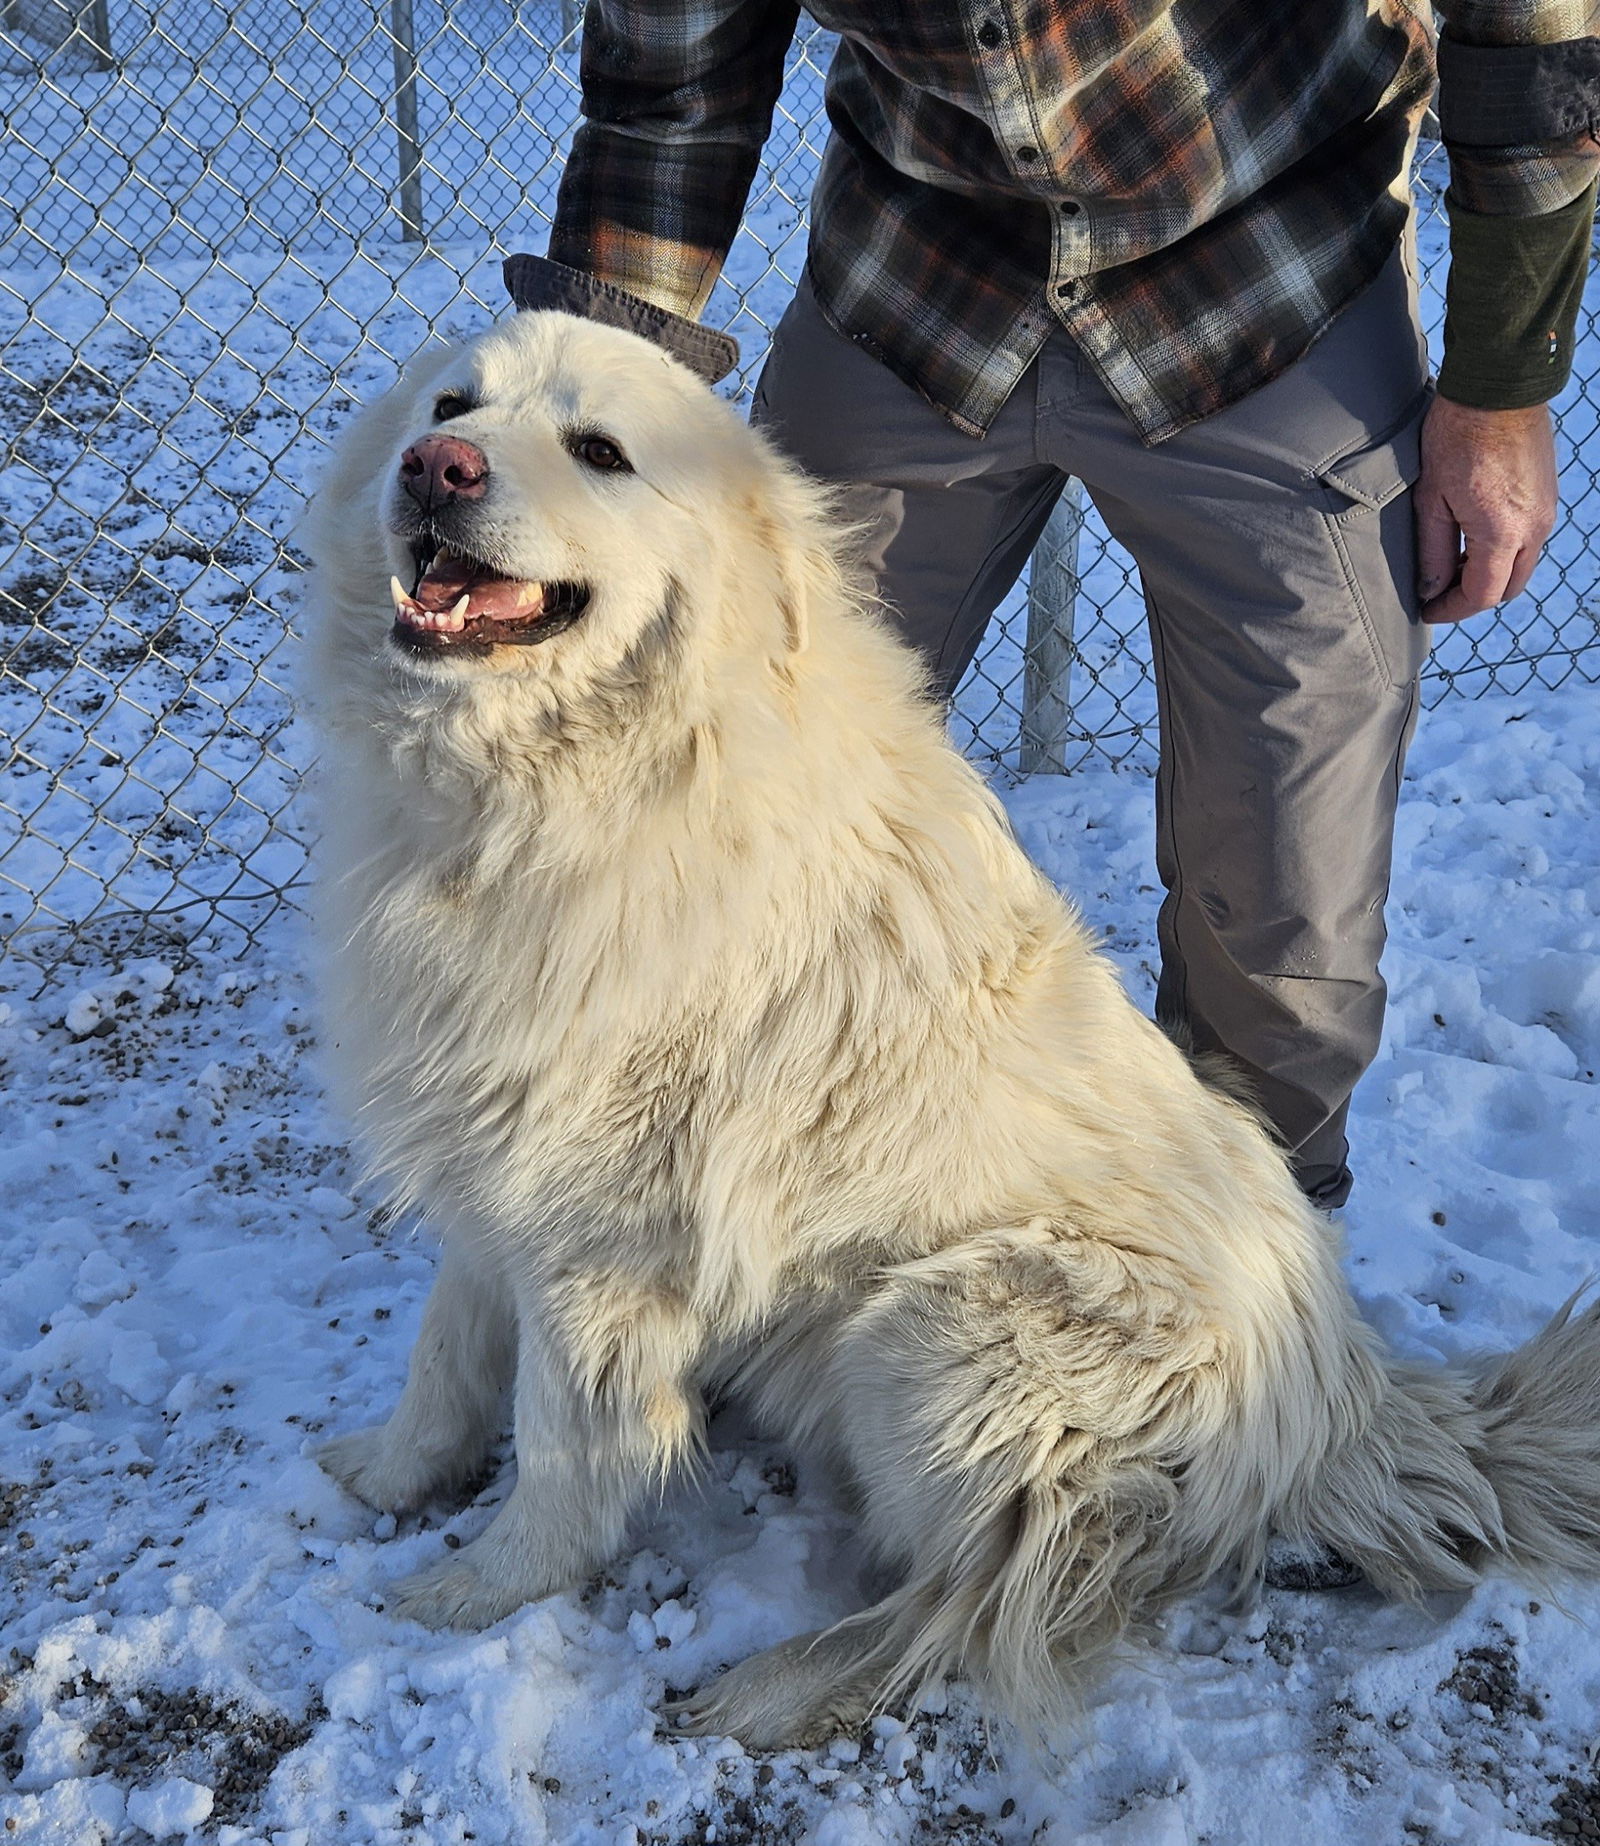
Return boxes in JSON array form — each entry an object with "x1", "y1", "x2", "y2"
[
  {"x1": 1436, "y1": 34, "x2": 1600, "y2": 151},
  {"x1": 1435, "y1": 180, "x2": 1597, "y2": 410},
  {"x1": 501, "y1": 253, "x2": 740, "y2": 386}
]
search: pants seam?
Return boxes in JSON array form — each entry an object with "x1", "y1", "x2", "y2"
[{"x1": 1323, "y1": 513, "x2": 1400, "y2": 693}]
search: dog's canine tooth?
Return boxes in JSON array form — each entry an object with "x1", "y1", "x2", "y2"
[
  {"x1": 448, "y1": 593, "x2": 471, "y2": 627},
  {"x1": 389, "y1": 577, "x2": 440, "y2": 629}
]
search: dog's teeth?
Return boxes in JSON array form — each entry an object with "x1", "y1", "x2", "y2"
[
  {"x1": 389, "y1": 577, "x2": 434, "y2": 627},
  {"x1": 448, "y1": 594, "x2": 471, "y2": 628}
]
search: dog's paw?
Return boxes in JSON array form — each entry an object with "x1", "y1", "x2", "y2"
[
  {"x1": 663, "y1": 1632, "x2": 880, "y2": 1751},
  {"x1": 385, "y1": 1551, "x2": 542, "y2": 1631},
  {"x1": 315, "y1": 1426, "x2": 445, "y2": 1516}
]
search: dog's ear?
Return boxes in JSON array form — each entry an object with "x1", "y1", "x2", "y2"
[
  {"x1": 748, "y1": 465, "x2": 864, "y2": 665},
  {"x1": 738, "y1": 495, "x2": 810, "y2": 663}
]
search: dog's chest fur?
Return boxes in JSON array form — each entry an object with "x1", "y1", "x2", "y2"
[{"x1": 323, "y1": 720, "x2": 960, "y2": 1312}]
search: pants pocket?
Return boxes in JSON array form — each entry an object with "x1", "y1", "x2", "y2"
[{"x1": 1315, "y1": 385, "x2": 1433, "y2": 692}]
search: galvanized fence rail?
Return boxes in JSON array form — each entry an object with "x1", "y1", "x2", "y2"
[{"x1": 2, "y1": 3, "x2": 1597, "y2": 983}]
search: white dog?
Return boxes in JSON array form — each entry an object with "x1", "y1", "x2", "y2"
[{"x1": 305, "y1": 307, "x2": 1600, "y2": 1749}]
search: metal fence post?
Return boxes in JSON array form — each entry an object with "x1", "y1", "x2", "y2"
[
  {"x1": 1020, "y1": 480, "x2": 1085, "y2": 775},
  {"x1": 389, "y1": 0, "x2": 426, "y2": 242},
  {"x1": 84, "y1": 0, "x2": 112, "y2": 69},
  {"x1": 0, "y1": 0, "x2": 113, "y2": 64}
]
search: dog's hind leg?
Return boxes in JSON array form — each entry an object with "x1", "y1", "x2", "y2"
[
  {"x1": 837, "y1": 1228, "x2": 1239, "y2": 1731},
  {"x1": 673, "y1": 1224, "x2": 1229, "y2": 1747},
  {"x1": 317, "y1": 1238, "x2": 515, "y2": 1514},
  {"x1": 388, "y1": 1267, "x2": 703, "y2": 1630}
]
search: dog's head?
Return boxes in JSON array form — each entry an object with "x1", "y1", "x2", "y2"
[{"x1": 315, "y1": 311, "x2": 821, "y2": 707}]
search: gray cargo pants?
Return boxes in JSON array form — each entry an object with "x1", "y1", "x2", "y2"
[{"x1": 751, "y1": 251, "x2": 1432, "y2": 1208}]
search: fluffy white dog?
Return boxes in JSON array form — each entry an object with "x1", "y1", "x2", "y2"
[{"x1": 306, "y1": 307, "x2": 1600, "y2": 1749}]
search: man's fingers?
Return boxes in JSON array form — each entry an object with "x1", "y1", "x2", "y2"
[
  {"x1": 1458, "y1": 539, "x2": 1518, "y2": 612},
  {"x1": 1414, "y1": 493, "x2": 1462, "y2": 607},
  {"x1": 1503, "y1": 543, "x2": 1540, "y2": 607},
  {"x1": 1422, "y1": 581, "x2": 1471, "y2": 625},
  {"x1": 1414, "y1": 396, "x2": 1558, "y2": 624},
  {"x1": 1422, "y1": 538, "x2": 1520, "y2": 626}
]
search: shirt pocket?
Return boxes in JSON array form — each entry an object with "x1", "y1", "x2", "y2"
[{"x1": 1314, "y1": 387, "x2": 1432, "y2": 693}]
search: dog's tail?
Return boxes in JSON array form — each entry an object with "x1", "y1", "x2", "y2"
[
  {"x1": 701, "y1": 1254, "x2": 1600, "y2": 1747},
  {"x1": 1288, "y1": 1287, "x2": 1600, "y2": 1598},
  {"x1": 908, "y1": 1282, "x2": 1600, "y2": 1731}
]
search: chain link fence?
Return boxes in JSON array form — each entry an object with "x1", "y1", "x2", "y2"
[{"x1": 3, "y1": 3, "x2": 1598, "y2": 984}]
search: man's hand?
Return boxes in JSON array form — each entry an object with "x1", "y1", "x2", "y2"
[{"x1": 1415, "y1": 397, "x2": 1557, "y2": 625}]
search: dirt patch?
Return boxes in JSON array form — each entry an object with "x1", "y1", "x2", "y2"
[
  {"x1": 82, "y1": 1677, "x2": 324, "y2": 1829},
  {"x1": 1442, "y1": 1639, "x2": 1541, "y2": 1724},
  {"x1": 1547, "y1": 1767, "x2": 1600, "y2": 1840}
]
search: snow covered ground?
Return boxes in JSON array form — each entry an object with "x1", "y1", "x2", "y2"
[{"x1": 3, "y1": 682, "x2": 1599, "y2": 1846}]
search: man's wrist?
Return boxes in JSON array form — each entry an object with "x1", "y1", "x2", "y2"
[{"x1": 1429, "y1": 397, "x2": 1550, "y2": 425}]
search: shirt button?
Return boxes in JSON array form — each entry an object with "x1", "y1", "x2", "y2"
[
  {"x1": 976, "y1": 19, "x2": 1002, "y2": 47},
  {"x1": 1060, "y1": 199, "x2": 1081, "y2": 215},
  {"x1": 1015, "y1": 145, "x2": 1039, "y2": 163}
]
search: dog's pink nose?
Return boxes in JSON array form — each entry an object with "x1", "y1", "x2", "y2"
[{"x1": 399, "y1": 434, "x2": 489, "y2": 506}]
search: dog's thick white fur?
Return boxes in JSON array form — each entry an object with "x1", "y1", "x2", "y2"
[{"x1": 306, "y1": 310, "x2": 1600, "y2": 1749}]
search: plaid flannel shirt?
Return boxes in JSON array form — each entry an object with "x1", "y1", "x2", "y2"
[{"x1": 550, "y1": 3, "x2": 1600, "y2": 443}]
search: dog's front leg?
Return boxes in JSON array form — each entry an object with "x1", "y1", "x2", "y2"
[
  {"x1": 316, "y1": 1238, "x2": 515, "y2": 1513},
  {"x1": 386, "y1": 1269, "x2": 702, "y2": 1630}
]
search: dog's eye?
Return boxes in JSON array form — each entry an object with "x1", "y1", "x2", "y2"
[
  {"x1": 432, "y1": 392, "x2": 475, "y2": 423},
  {"x1": 573, "y1": 434, "x2": 631, "y2": 474}
]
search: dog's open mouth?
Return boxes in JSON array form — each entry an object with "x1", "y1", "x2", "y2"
[{"x1": 389, "y1": 544, "x2": 591, "y2": 653}]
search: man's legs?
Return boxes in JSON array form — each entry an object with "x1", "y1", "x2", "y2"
[
  {"x1": 753, "y1": 256, "x2": 1430, "y2": 1205},
  {"x1": 1037, "y1": 253, "x2": 1431, "y2": 1205}
]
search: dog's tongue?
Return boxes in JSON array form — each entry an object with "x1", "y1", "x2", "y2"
[{"x1": 415, "y1": 550, "x2": 543, "y2": 622}]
